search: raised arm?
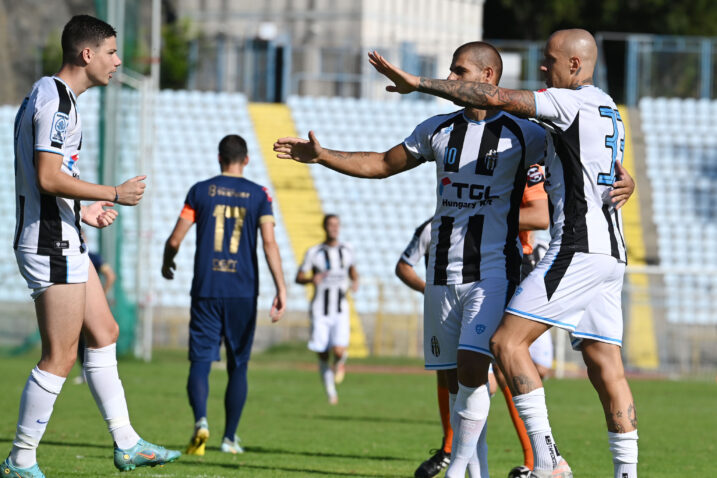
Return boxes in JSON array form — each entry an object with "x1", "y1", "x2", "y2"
[
  {"x1": 274, "y1": 131, "x2": 422, "y2": 179},
  {"x1": 368, "y1": 51, "x2": 536, "y2": 118},
  {"x1": 260, "y1": 221, "x2": 287, "y2": 322}
]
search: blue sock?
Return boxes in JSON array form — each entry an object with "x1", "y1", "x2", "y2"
[
  {"x1": 223, "y1": 361, "x2": 248, "y2": 441},
  {"x1": 187, "y1": 361, "x2": 212, "y2": 422}
]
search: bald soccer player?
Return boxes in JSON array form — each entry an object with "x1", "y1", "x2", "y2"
[
  {"x1": 278, "y1": 41, "x2": 634, "y2": 478},
  {"x1": 369, "y1": 29, "x2": 638, "y2": 478}
]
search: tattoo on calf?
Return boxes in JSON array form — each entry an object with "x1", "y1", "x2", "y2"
[
  {"x1": 511, "y1": 374, "x2": 536, "y2": 394},
  {"x1": 606, "y1": 403, "x2": 637, "y2": 433}
]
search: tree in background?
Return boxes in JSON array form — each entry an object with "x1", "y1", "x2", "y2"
[
  {"x1": 161, "y1": 18, "x2": 195, "y2": 90},
  {"x1": 484, "y1": 0, "x2": 717, "y2": 39}
]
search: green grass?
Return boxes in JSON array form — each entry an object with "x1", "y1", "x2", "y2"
[{"x1": 0, "y1": 345, "x2": 714, "y2": 476}]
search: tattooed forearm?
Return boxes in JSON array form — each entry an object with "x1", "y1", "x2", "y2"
[{"x1": 418, "y1": 78, "x2": 536, "y2": 118}]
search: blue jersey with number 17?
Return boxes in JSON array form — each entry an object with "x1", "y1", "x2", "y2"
[{"x1": 181, "y1": 173, "x2": 274, "y2": 298}]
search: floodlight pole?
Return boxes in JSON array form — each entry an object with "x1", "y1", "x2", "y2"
[{"x1": 139, "y1": 0, "x2": 161, "y2": 362}]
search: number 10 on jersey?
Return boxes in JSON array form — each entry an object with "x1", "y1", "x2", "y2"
[
  {"x1": 596, "y1": 106, "x2": 624, "y2": 186},
  {"x1": 213, "y1": 204, "x2": 246, "y2": 254}
]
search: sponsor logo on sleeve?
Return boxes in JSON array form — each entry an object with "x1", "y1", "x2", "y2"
[{"x1": 50, "y1": 112, "x2": 69, "y2": 145}]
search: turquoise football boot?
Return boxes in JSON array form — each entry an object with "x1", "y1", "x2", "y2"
[
  {"x1": 0, "y1": 457, "x2": 45, "y2": 478},
  {"x1": 113, "y1": 439, "x2": 181, "y2": 471}
]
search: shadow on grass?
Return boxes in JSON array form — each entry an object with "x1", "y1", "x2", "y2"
[
  {"x1": 174, "y1": 459, "x2": 407, "y2": 477},
  {"x1": 0, "y1": 438, "x2": 110, "y2": 451},
  {"x1": 244, "y1": 445, "x2": 407, "y2": 462},
  {"x1": 306, "y1": 413, "x2": 435, "y2": 426}
]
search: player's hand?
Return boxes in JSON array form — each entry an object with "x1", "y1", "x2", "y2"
[
  {"x1": 312, "y1": 272, "x2": 327, "y2": 286},
  {"x1": 270, "y1": 288, "x2": 286, "y2": 323},
  {"x1": 274, "y1": 131, "x2": 323, "y2": 163},
  {"x1": 161, "y1": 261, "x2": 176, "y2": 280},
  {"x1": 81, "y1": 201, "x2": 118, "y2": 228},
  {"x1": 115, "y1": 175, "x2": 147, "y2": 206},
  {"x1": 368, "y1": 50, "x2": 420, "y2": 94},
  {"x1": 611, "y1": 162, "x2": 634, "y2": 210}
]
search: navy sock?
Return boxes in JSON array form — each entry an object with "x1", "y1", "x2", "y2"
[
  {"x1": 187, "y1": 361, "x2": 212, "y2": 422},
  {"x1": 223, "y1": 361, "x2": 248, "y2": 441}
]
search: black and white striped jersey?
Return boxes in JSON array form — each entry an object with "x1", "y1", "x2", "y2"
[
  {"x1": 299, "y1": 242, "x2": 354, "y2": 317},
  {"x1": 400, "y1": 218, "x2": 431, "y2": 269},
  {"x1": 404, "y1": 110, "x2": 548, "y2": 285},
  {"x1": 534, "y1": 85, "x2": 627, "y2": 263},
  {"x1": 14, "y1": 76, "x2": 85, "y2": 256}
]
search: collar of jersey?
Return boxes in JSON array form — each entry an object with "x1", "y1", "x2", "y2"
[
  {"x1": 51, "y1": 76, "x2": 78, "y2": 102},
  {"x1": 221, "y1": 172, "x2": 243, "y2": 177},
  {"x1": 462, "y1": 110, "x2": 505, "y2": 125}
]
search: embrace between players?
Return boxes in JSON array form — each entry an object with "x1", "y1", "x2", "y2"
[
  {"x1": 6, "y1": 11, "x2": 638, "y2": 478},
  {"x1": 275, "y1": 30, "x2": 638, "y2": 478}
]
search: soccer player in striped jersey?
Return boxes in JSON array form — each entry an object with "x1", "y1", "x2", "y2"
[
  {"x1": 369, "y1": 28, "x2": 639, "y2": 478},
  {"x1": 277, "y1": 41, "x2": 552, "y2": 478},
  {"x1": 162, "y1": 135, "x2": 286, "y2": 455},
  {"x1": 399, "y1": 168, "x2": 553, "y2": 478},
  {"x1": 3, "y1": 15, "x2": 180, "y2": 477},
  {"x1": 296, "y1": 214, "x2": 359, "y2": 404}
]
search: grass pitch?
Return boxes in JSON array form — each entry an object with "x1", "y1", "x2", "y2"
[{"x1": 0, "y1": 344, "x2": 713, "y2": 477}]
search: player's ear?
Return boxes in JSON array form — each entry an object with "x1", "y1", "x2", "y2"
[
  {"x1": 569, "y1": 56, "x2": 581, "y2": 75},
  {"x1": 243, "y1": 155, "x2": 250, "y2": 166},
  {"x1": 81, "y1": 47, "x2": 93, "y2": 65},
  {"x1": 482, "y1": 66, "x2": 495, "y2": 84}
]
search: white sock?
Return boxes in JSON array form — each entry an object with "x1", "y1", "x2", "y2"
[
  {"x1": 10, "y1": 367, "x2": 65, "y2": 468},
  {"x1": 467, "y1": 418, "x2": 489, "y2": 478},
  {"x1": 512, "y1": 388, "x2": 561, "y2": 471},
  {"x1": 84, "y1": 343, "x2": 140, "y2": 449},
  {"x1": 609, "y1": 430, "x2": 638, "y2": 478},
  {"x1": 318, "y1": 359, "x2": 336, "y2": 399},
  {"x1": 445, "y1": 383, "x2": 490, "y2": 478}
]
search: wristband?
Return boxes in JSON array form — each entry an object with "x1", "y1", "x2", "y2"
[{"x1": 114, "y1": 186, "x2": 119, "y2": 203}]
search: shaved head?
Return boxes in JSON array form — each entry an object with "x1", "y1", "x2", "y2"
[
  {"x1": 541, "y1": 28, "x2": 597, "y2": 89},
  {"x1": 454, "y1": 41, "x2": 503, "y2": 82},
  {"x1": 548, "y1": 29, "x2": 597, "y2": 72}
]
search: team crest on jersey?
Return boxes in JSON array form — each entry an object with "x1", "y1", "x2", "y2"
[
  {"x1": 50, "y1": 112, "x2": 69, "y2": 144},
  {"x1": 430, "y1": 336, "x2": 440, "y2": 357},
  {"x1": 482, "y1": 148, "x2": 499, "y2": 172},
  {"x1": 475, "y1": 324, "x2": 486, "y2": 335}
]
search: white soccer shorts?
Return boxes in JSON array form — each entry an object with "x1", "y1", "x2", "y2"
[
  {"x1": 506, "y1": 250, "x2": 625, "y2": 349},
  {"x1": 308, "y1": 311, "x2": 350, "y2": 352},
  {"x1": 15, "y1": 250, "x2": 89, "y2": 299},
  {"x1": 423, "y1": 277, "x2": 511, "y2": 370}
]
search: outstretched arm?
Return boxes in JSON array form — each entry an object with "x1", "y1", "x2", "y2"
[
  {"x1": 274, "y1": 131, "x2": 422, "y2": 179},
  {"x1": 368, "y1": 51, "x2": 536, "y2": 118},
  {"x1": 261, "y1": 221, "x2": 287, "y2": 322}
]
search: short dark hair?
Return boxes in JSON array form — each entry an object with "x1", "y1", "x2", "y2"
[
  {"x1": 323, "y1": 214, "x2": 339, "y2": 229},
  {"x1": 218, "y1": 135, "x2": 248, "y2": 164},
  {"x1": 454, "y1": 41, "x2": 503, "y2": 82},
  {"x1": 61, "y1": 15, "x2": 117, "y2": 63}
]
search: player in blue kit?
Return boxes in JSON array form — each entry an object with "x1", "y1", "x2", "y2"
[{"x1": 162, "y1": 134, "x2": 287, "y2": 456}]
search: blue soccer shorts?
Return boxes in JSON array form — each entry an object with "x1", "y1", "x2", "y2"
[{"x1": 189, "y1": 296, "x2": 257, "y2": 368}]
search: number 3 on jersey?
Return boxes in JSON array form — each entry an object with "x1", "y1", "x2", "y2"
[
  {"x1": 596, "y1": 106, "x2": 624, "y2": 186},
  {"x1": 213, "y1": 204, "x2": 246, "y2": 254}
]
